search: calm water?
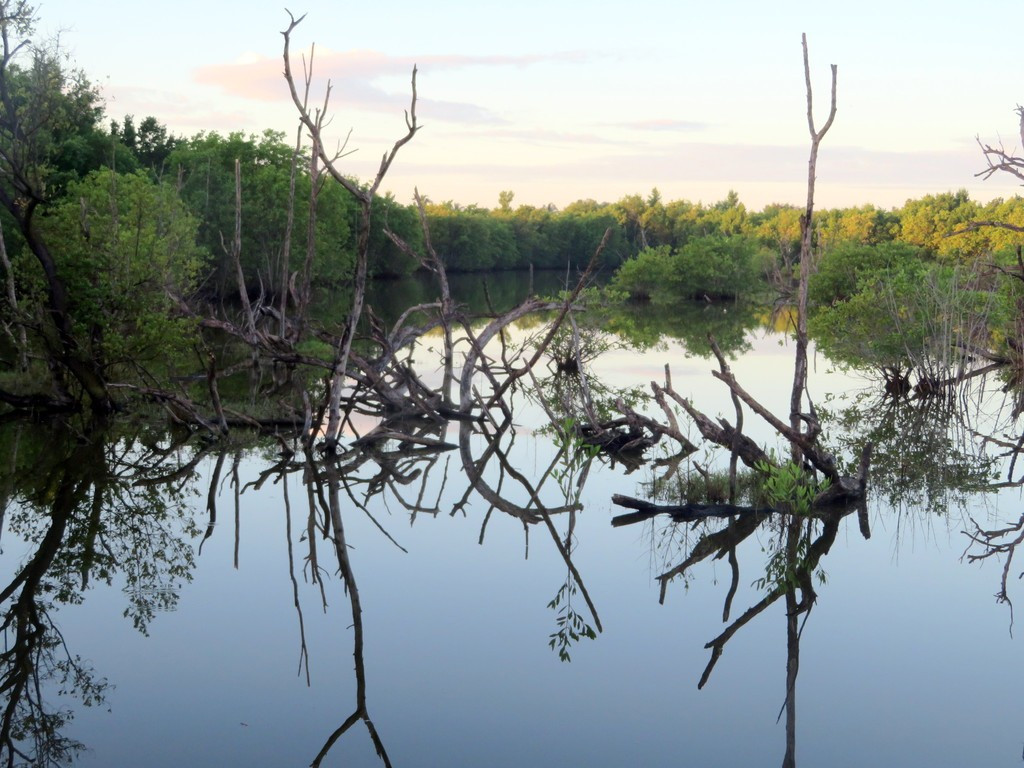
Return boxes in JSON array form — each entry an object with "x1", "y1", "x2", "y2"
[{"x1": 2, "y1": 273, "x2": 1023, "y2": 767}]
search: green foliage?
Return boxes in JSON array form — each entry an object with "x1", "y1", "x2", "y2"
[
  {"x1": 425, "y1": 202, "x2": 519, "y2": 271},
  {"x1": 646, "y1": 455, "x2": 762, "y2": 506},
  {"x1": 896, "y1": 190, "x2": 980, "y2": 259},
  {"x1": 819, "y1": 392, "x2": 998, "y2": 514},
  {"x1": 753, "y1": 529, "x2": 822, "y2": 593},
  {"x1": 367, "y1": 193, "x2": 423, "y2": 277},
  {"x1": 167, "y1": 130, "x2": 360, "y2": 297},
  {"x1": 29, "y1": 169, "x2": 202, "y2": 373},
  {"x1": 811, "y1": 260, "x2": 997, "y2": 375},
  {"x1": 590, "y1": 296, "x2": 761, "y2": 357},
  {"x1": 609, "y1": 235, "x2": 761, "y2": 303},
  {"x1": 551, "y1": 417, "x2": 600, "y2": 505},
  {"x1": 547, "y1": 580, "x2": 597, "y2": 662},
  {"x1": 295, "y1": 337, "x2": 334, "y2": 361},
  {"x1": 751, "y1": 461, "x2": 829, "y2": 593},
  {"x1": 751, "y1": 203, "x2": 802, "y2": 268},
  {"x1": 809, "y1": 241, "x2": 923, "y2": 306},
  {"x1": 544, "y1": 418, "x2": 600, "y2": 662},
  {"x1": 756, "y1": 460, "x2": 825, "y2": 516},
  {"x1": 671, "y1": 234, "x2": 762, "y2": 300},
  {"x1": 607, "y1": 244, "x2": 673, "y2": 301},
  {"x1": 0, "y1": 418, "x2": 202, "y2": 765},
  {"x1": 0, "y1": 45, "x2": 113, "y2": 199},
  {"x1": 815, "y1": 204, "x2": 899, "y2": 248},
  {"x1": 110, "y1": 114, "x2": 181, "y2": 174}
]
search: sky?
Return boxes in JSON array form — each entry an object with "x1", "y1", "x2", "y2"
[{"x1": 34, "y1": 0, "x2": 1024, "y2": 211}]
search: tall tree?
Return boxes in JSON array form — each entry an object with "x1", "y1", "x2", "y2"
[
  {"x1": 0, "y1": 2, "x2": 116, "y2": 411},
  {"x1": 785, "y1": 33, "x2": 837, "y2": 768},
  {"x1": 282, "y1": 11, "x2": 419, "y2": 452}
]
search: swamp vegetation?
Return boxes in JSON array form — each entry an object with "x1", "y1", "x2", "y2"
[{"x1": 3, "y1": 4, "x2": 1024, "y2": 767}]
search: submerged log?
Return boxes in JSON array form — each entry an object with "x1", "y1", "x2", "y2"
[
  {"x1": 612, "y1": 443, "x2": 870, "y2": 529},
  {"x1": 611, "y1": 494, "x2": 774, "y2": 527}
]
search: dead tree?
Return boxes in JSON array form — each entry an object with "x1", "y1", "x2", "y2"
[
  {"x1": 282, "y1": 11, "x2": 420, "y2": 453},
  {"x1": 975, "y1": 106, "x2": 1024, "y2": 184},
  {"x1": 602, "y1": 36, "x2": 845, "y2": 768},
  {"x1": 791, "y1": 33, "x2": 837, "y2": 466},
  {"x1": 306, "y1": 451, "x2": 393, "y2": 768}
]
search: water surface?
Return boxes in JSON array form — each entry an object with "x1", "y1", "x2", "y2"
[{"x1": 2, "y1": 273, "x2": 1022, "y2": 767}]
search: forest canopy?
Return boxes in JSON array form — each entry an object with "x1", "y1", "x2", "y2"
[{"x1": 1, "y1": 0, "x2": 1024, "y2": 418}]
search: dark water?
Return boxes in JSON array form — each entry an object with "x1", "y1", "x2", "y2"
[{"x1": 2, "y1": 272, "x2": 1023, "y2": 767}]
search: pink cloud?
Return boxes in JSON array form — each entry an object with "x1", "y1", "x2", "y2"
[{"x1": 192, "y1": 49, "x2": 587, "y2": 124}]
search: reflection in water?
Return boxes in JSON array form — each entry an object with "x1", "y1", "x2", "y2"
[
  {"x1": 5, "y1": 277, "x2": 1024, "y2": 765},
  {"x1": 614, "y1": 453, "x2": 869, "y2": 766},
  {"x1": 590, "y1": 298, "x2": 763, "y2": 358},
  {"x1": 0, "y1": 421, "x2": 201, "y2": 765},
  {"x1": 0, "y1": 320, "x2": 609, "y2": 765},
  {"x1": 821, "y1": 389, "x2": 999, "y2": 516},
  {"x1": 610, "y1": 350, "x2": 1024, "y2": 765}
]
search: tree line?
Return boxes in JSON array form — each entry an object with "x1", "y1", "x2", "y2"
[
  {"x1": 2, "y1": 0, "x2": 1024, "y2": 415},
  {"x1": 7, "y1": 66, "x2": 1024, "y2": 304}
]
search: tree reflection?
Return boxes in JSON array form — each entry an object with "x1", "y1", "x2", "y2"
[
  {"x1": 0, "y1": 420, "x2": 204, "y2": 765},
  {"x1": 6, "y1": 317, "x2": 1023, "y2": 766},
  {"x1": 0, "y1": 393, "x2": 610, "y2": 765},
  {"x1": 222, "y1": 392, "x2": 604, "y2": 765},
  {"x1": 608, "y1": 343, "x2": 1024, "y2": 766},
  {"x1": 590, "y1": 297, "x2": 763, "y2": 357},
  {"x1": 820, "y1": 390, "x2": 998, "y2": 516},
  {"x1": 615, "y1": 447, "x2": 869, "y2": 766}
]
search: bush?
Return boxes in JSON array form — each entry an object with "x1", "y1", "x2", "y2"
[
  {"x1": 671, "y1": 235, "x2": 761, "y2": 300},
  {"x1": 809, "y1": 241, "x2": 922, "y2": 306},
  {"x1": 608, "y1": 245, "x2": 673, "y2": 301},
  {"x1": 28, "y1": 169, "x2": 202, "y2": 374}
]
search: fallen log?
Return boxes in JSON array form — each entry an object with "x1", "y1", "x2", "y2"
[{"x1": 611, "y1": 494, "x2": 774, "y2": 526}]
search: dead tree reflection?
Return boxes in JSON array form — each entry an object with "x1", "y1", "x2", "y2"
[
  {"x1": 615, "y1": 467, "x2": 868, "y2": 768},
  {"x1": 183, "y1": 355, "x2": 609, "y2": 765},
  {"x1": 956, "y1": 388, "x2": 1024, "y2": 630},
  {"x1": 605, "y1": 35, "x2": 849, "y2": 768},
  {"x1": 0, "y1": 393, "x2": 603, "y2": 766},
  {"x1": 304, "y1": 451, "x2": 392, "y2": 768}
]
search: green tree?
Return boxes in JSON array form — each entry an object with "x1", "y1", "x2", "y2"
[
  {"x1": 167, "y1": 130, "x2": 358, "y2": 298},
  {"x1": 896, "y1": 190, "x2": 980, "y2": 259},
  {"x1": 112, "y1": 115, "x2": 180, "y2": 174},
  {"x1": 28, "y1": 169, "x2": 202, "y2": 375},
  {"x1": 671, "y1": 234, "x2": 761, "y2": 300},
  {"x1": 809, "y1": 241, "x2": 922, "y2": 306},
  {"x1": 365, "y1": 192, "x2": 422, "y2": 277},
  {"x1": 811, "y1": 260, "x2": 994, "y2": 380},
  {"x1": 608, "y1": 244, "x2": 673, "y2": 301},
  {"x1": 0, "y1": 5, "x2": 125, "y2": 410}
]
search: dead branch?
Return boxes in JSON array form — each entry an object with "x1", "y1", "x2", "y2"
[
  {"x1": 793, "y1": 33, "x2": 837, "y2": 465},
  {"x1": 975, "y1": 108, "x2": 1024, "y2": 184},
  {"x1": 282, "y1": 11, "x2": 420, "y2": 452}
]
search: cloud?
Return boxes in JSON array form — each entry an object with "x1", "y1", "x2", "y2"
[
  {"x1": 98, "y1": 83, "x2": 255, "y2": 133},
  {"x1": 418, "y1": 98, "x2": 508, "y2": 126},
  {"x1": 393, "y1": 139, "x2": 1024, "y2": 209},
  {"x1": 449, "y1": 125, "x2": 635, "y2": 147},
  {"x1": 461, "y1": 142, "x2": 1000, "y2": 189},
  {"x1": 192, "y1": 48, "x2": 589, "y2": 124},
  {"x1": 613, "y1": 119, "x2": 709, "y2": 133}
]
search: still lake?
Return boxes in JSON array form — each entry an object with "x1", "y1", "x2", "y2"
[{"x1": 3, "y1": 270, "x2": 1023, "y2": 767}]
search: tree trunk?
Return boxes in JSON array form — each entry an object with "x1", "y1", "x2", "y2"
[{"x1": 791, "y1": 33, "x2": 837, "y2": 465}]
